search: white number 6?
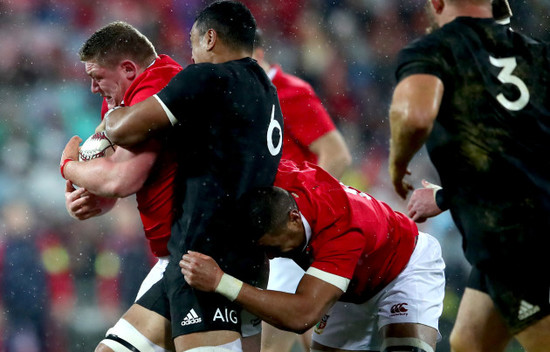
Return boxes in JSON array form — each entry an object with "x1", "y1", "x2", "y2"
[
  {"x1": 267, "y1": 104, "x2": 282, "y2": 156},
  {"x1": 489, "y1": 56, "x2": 530, "y2": 111}
]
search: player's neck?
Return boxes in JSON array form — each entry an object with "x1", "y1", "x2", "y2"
[
  {"x1": 211, "y1": 48, "x2": 252, "y2": 64},
  {"x1": 439, "y1": 4, "x2": 492, "y2": 26},
  {"x1": 259, "y1": 60, "x2": 271, "y2": 73}
]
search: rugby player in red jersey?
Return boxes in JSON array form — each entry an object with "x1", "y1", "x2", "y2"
[
  {"x1": 181, "y1": 160, "x2": 445, "y2": 352},
  {"x1": 60, "y1": 21, "x2": 182, "y2": 352},
  {"x1": 77, "y1": 3, "x2": 284, "y2": 351},
  {"x1": 252, "y1": 29, "x2": 351, "y2": 352}
]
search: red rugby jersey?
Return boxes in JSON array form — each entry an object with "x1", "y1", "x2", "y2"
[
  {"x1": 101, "y1": 55, "x2": 182, "y2": 257},
  {"x1": 275, "y1": 160, "x2": 418, "y2": 303},
  {"x1": 270, "y1": 65, "x2": 336, "y2": 164}
]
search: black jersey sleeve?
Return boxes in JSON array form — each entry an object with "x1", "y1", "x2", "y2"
[{"x1": 395, "y1": 36, "x2": 448, "y2": 84}]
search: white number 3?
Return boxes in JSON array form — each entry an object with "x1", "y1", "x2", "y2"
[{"x1": 489, "y1": 56, "x2": 530, "y2": 111}]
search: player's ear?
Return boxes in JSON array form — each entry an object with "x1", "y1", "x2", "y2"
[
  {"x1": 430, "y1": 0, "x2": 444, "y2": 14},
  {"x1": 205, "y1": 28, "x2": 217, "y2": 51},
  {"x1": 288, "y1": 209, "x2": 301, "y2": 225},
  {"x1": 120, "y1": 60, "x2": 138, "y2": 80}
]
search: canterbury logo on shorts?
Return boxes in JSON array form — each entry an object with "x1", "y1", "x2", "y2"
[{"x1": 390, "y1": 303, "x2": 409, "y2": 316}]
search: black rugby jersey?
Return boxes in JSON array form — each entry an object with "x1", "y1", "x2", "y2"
[
  {"x1": 157, "y1": 57, "x2": 283, "y2": 271},
  {"x1": 396, "y1": 17, "x2": 550, "y2": 271}
]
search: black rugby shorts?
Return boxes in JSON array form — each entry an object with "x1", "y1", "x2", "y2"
[{"x1": 467, "y1": 265, "x2": 550, "y2": 334}]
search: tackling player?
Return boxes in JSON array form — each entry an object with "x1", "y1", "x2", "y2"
[
  {"x1": 388, "y1": 0, "x2": 550, "y2": 350},
  {"x1": 60, "y1": 21, "x2": 182, "y2": 351},
  {"x1": 180, "y1": 160, "x2": 445, "y2": 352},
  {"x1": 252, "y1": 29, "x2": 352, "y2": 352},
  {"x1": 67, "y1": 2, "x2": 284, "y2": 351}
]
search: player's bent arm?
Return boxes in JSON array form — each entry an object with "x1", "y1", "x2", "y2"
[
  {"x1": 180, "y1": 251, "x2": 343, "y2": 333},
  {"x1": 104, "y1": 95, "x2": 172, "y2": 147},
  {"x1": 64, "y1": 143, "x2": 159, "y2": 198},
  {"x1": 388, "y1": 74, "x2": 443, "y2": 197},
  {"x1": 309, "y1": 130, "x2": 352, "y2": 179},
  {"x1": 236, "y1": 272, "x2": 342, "y2": 333}
]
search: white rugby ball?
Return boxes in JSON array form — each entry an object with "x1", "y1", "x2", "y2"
[{"x1": 79, "y1": 131, "x2": 115, "y2": 161}]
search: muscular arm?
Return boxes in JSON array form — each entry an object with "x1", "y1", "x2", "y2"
[
  {"x1": 180, "y1": 251, "x2": 343, "y2": 333},
  {"x1": 309, "y1": 130, "x2": 352, "y2": 179},
  {"x1": 63, "y1": 139, "x2": 159, "y2": 198},
  {"x1": 104, "y1": 95, "x2": 172, "y2": 147},
  {"x1": 388, "y1": 74, "x2": 443, "y2": 199}
]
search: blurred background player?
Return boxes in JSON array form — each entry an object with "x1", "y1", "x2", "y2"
[
  {"x1": 61, "y1": 21, "x2": 181, "y2": 351},
  {"x1": 181, "y1": 160, "x2": 445, "y2": 352},
  {"x1": 252, "y1": 29, "x2": 352, "y2": 352},
  {"x1": 388, "y1": 0, "x2": 550, "y2": 351}
]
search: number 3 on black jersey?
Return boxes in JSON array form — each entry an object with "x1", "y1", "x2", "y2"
[
  {"x1": 267, "y1": 104, "x2": 282, "y2": 156},
  {"x1": 489, "y1": 56, "x2": 530, "y2": 111}
]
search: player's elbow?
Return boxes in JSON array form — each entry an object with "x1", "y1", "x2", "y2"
[
  {"x1": 283, "y1": 305, "x2": 325, "y2": 333},
  {"x1": 390, "y1": 105, "x2": 435, "y2": 133},
  {"x1": 105, "y1": 125, "x2": 139, "y2": 148},
  {"x1": 339, "y1": 148, "x2": 352, "y2": 170},
  {"x1": 103, "y1": 175, "x2": 145, "y2": 198},
  {"x1": 110, "y1": 180, "x2": 144, "y2": 198},
  {"x1": 104, "y1": 111, "x2": 142, "y2": 147}
]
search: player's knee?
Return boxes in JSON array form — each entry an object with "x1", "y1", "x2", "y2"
[
  {"x1": 449, "y1": 325, "x2": 472, "y2": 352},
  {"x1": 449, "y1": 329, "x2": 468, "y2": 352},
  {"x1": 99, "y1": 319, "x2": 170, "y2": 352},
  {"x1": 381, "y1": 337, "x2": 434, "y2": 352}
]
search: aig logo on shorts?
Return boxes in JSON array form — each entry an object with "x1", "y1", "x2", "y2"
[
  {"x1": 213, "y1": 307, "x2": 238, "y2": 324},
  {"x1": 390, "y1": 303, "x2": 409, "y2": 316}
]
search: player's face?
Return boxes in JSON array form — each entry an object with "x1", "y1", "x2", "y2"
[
  {"x1": 258, "y1": 221, "x2": 306, "y2": 260},
  {"x1": 190, "y1": 23, "x2": 209, "y2": 64},
  {"x1": 85, "y1": 61, "x2": 129, "y2": 109}
]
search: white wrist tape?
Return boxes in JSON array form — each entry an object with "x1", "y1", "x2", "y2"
[{"x1": 215, "y1": 273, "x2": 243, "y2": 302}]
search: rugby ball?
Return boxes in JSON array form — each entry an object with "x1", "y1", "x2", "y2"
[{"x1": 79, "y1": 131, "x2": 115, "y2": 161}]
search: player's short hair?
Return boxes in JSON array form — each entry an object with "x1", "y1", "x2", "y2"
[
  {"x1": 236, "y1": 186, "x2": 297, "y2": 241},
  {"x1": 194, "y1": 1, "x2": 256, "y2": 53},
  {"x1": 79, "y1": 21, "x2": 157, "y2": 68}
]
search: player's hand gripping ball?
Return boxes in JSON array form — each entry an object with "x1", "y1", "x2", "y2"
[{"x1": 78, "y1": 131, "x2": 116, "y2": 161}]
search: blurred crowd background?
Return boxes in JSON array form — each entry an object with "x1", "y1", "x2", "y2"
[{"x1": 1, "y1": 1, "x2": 548, "y2": 351}]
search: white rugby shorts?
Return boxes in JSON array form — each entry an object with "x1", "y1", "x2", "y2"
[
  {"x1": 266, "y1": 257, "x2": 305, "y2": 293},
  {"x1": 312, "y1": 232, "x2": 445, "y2": 350}
]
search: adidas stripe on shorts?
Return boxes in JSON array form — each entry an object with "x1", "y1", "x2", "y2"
[{"x1": 467, "y1": 264, "x2": 550, "y2": 334}]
